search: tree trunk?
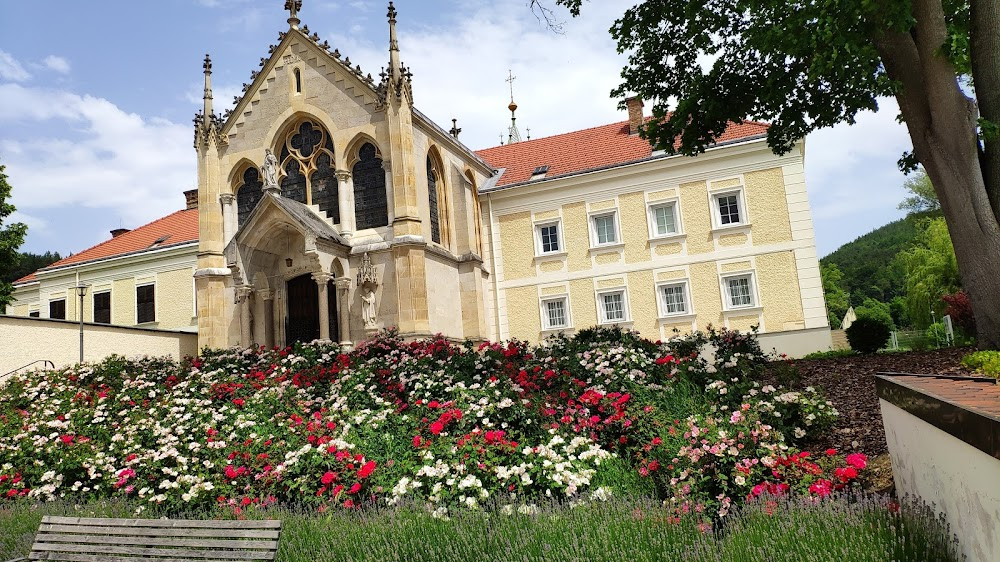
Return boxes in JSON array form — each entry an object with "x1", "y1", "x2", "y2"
[{"x1": 875, "y1": 0, "x2": 1000, "y2": 349}]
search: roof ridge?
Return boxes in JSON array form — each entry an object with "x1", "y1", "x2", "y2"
[
  {"x1": 36, "y1": 208, "x2": 197, "y2": 273},
  {"x1": 476, "y1": 119, "x2": 631, "y2": 152}
]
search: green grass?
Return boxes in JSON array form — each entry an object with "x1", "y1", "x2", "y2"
[
  {"x1": 801, "y1": 349, "x2": 858, "y2": 360},
  {"x1": 0, "y1": 496, "x2": 960, "y2": 562}
]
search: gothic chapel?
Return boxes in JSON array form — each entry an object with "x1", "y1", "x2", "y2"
[{"x1": 194, "y1": 1, "x2": 494, "y2": 349}]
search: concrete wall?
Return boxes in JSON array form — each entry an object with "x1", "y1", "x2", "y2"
[
  {"x1": 880, "y1": 399, "x2": 1000, "y2": 562},
  {"x1": 0, "y1": 316, "x2": 198, "y2": 380}
]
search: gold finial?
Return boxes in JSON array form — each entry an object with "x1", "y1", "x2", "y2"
[{"x1": 285, "y1": 0, "x2": 302, "y2": 29}]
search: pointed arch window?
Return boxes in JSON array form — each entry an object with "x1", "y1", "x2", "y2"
[
  {"x1": 236, "y1": 167, "x2": 264, "y2": 227},
  {"x1": 274, "y1": 118, "x2": 339, "y2": 221},
  {"x1": 427, "y1": 156, "x2": 441, "y2": 244},
  {"x1": 353, "y1": 142, "x2": 389, "y2": 230}
]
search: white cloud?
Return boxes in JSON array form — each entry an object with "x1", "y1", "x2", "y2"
[
  {"x1": 324, "y1": 0, "x2": 633, "y2": 150},
  {"x1": 0, "y1": 51, "x2": 31, "y2": 82},
  {"x1": 183, "y1": 82, "x2": 242, "y2": 112},
  {"x1": 42, "y1": 55, "x2": 71, "y2": 74},
  {"x1": 0, "y1": 84, "x2": 193, "y2": 234}
]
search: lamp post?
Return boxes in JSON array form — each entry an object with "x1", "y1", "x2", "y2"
[{"x1": 74, "y1": 284, "x2": 88, "y2": 363}]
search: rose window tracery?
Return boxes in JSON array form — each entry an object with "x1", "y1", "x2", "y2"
[{"x1": 275, "y1": 119, "x2": 338, "y2": 221}]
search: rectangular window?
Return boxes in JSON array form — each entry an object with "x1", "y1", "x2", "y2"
[
  {"x1": 715, "y1": 193, "x2": 742, "y2": 225},
  {"x1": 660, "y1": 283, "x2": 688, "y2": 315},
  {"x1": 538, "y1": 223, "x2": 561, "y2": 254},
  {"x1": 725, "y1": 275, "x2": 755, "y2": 308},
  {"x1": 593, "y1": 213, "x2": 617, "y2": 245},
  {"x1": 599, "y1": 290, "x2": 627, "y2": 323},
  {"x1": 29, "y1": 310, "x2": 40, "y2": 318},
  {"x1": 49, "y1": 299, "x2": 66, "y2": 320},
  {"x1": 651, "y1": 203, "x2": 678, "y2": 236},
  {"x1": 136, "y1": 284, "x2": 155, "y2": 324},
  {"x1": 93, "y1": 291, "x2": 111, "y2": 324},
  {"x1": 542, "y1": 297, "x2": 568, "y2": 329}
]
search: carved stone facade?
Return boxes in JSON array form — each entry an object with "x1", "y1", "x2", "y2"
[{"x1": 194, "y1": 2, "x2": 494, "y2": 349}]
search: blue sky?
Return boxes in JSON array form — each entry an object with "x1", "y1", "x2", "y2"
[{"x1": 0, "y1": 0, "x2": 914, "y2": 259}]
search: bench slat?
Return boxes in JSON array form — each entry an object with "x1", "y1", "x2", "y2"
[
  {"x1": 34, "y1": 534, "x2": 277, "y2": 550},
  {"x1": 29, "y1": 554, "x2": 269, "y2": 562},
  {"x1": 31, "y1": 543, "x2": 274, "y2": 560},
  {"x1": 40, "y1": 517, "x2": 280, "y2": 529},
  {"x1": 37, "y1": 525, "x2": 280, "y2": 540}
]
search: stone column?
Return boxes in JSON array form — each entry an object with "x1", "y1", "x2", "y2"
[
  {"x1": 258, "y1": 289, "x2": 275, "y2": 348},
  {"x1": 313, "y1": 272, "x2": 334, "y2": 341},
  {"x1": 335, "y1": 277, "x2": 352, "y2": 350},
  {"x1": 219, "y1": 193, "x2": 236, "y2": 247},
  {"x1": 381, "y1": 159, "x2": 396, "y2": 226},
  {"x1": 236, "y1": 285, "x2": 254, "y2": 348},
  {"x1": 335, "y1": 170, "x2": 354, "y2": 238}
]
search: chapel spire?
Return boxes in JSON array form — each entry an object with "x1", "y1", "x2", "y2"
[
  {"x1": 387, "y1": 1, "x2": 401, "y2": 79},
  {"x1": 285, "y1": 0, "x2": 302, "y2": 30},
  {"x1": 506, "y1": 70, "x2": 522, "y2": 144},
  {"x1": 202, "y1": 54, "x2": 214, "y2": 119}
]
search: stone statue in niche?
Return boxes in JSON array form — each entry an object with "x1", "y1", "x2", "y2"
[
  {"x1": 262, "y1": 148, "x2": 279, "y2": 188},
  {"x1": 361, "y1": 290, "x2": 377, "y2": 328}
]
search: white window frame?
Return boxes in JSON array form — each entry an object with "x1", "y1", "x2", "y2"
[
  {"x1": 534, "y1": 220, "x2": 564, "y2": 256},
  {"x1": 539, "y1": 296, "x2": 571, "y2": 330},
  {"x1": 721, "y1": 272, "x2": 759, "y2": 310},
  {"x1": 657, "y1": 280, "x2": 693, "y2": 318},
  {"x1": 711, "y1": 188, "x2": 749, "y2": 229},
  {"x1": 589, "y1": 210, "x2": 621, "y2": 248},
  {"x1": 647, "y1": 200, "x2": 682, "y2": 239},
  {"x1": 596, "y1": 288, "x2": 630, "y2": 325}
]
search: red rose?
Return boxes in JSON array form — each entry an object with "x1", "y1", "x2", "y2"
[
  {"x1": 349, "y1": 482, "x2": 362, "y2": 494},
  {"x1": 358, "y1": 461, "x2": 376, "y2": 479},
  {"x1": 321, "y1": 471, "x2": 336, "y2": 485},
  {"x1": 430, "y1": 421, "x2": 444, "y2": 435}
]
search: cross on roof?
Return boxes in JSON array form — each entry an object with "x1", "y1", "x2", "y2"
[
  {"x1": 506, "y1": 69, "x2": 516, "y2": 102},
  {"x1": 285, "y1": 0, "x2": 302, "y2": 19}
]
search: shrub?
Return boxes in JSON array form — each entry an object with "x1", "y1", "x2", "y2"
[
  {"x1": 846, "y1": 317, "x2": 892, "y2": 354},
  {"x1": 941, "y1": 291, "x2": 976, "y2": 337},
  {"x1": 961, "y1": 351, "x2": 1000, "y2": 379},
  {"x1": 801, "y1": 349, "x2": 858, "y2": 360},
  {"x1": 925, "y1": 322, "x2": 949, "y2": 347}
]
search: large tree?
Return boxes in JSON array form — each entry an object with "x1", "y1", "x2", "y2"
[
  {"x1": 548, "y1": 0, "x2": 1000, "y2": 348},
  {"x1": 0, "y1": 163, "x2": 28, "y2": 312}
]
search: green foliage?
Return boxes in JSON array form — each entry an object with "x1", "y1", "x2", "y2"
[
  {"x1": 801, "y1": 349, "x2": 859, "y2": 360},
  {"x1": 897, "y1": 169, "x2": 940, "y2": 214},
  {"x1": 820, "y1": 263, "x2": 850, "y2": 327},
  {"x1": 1, "y1": 251, "x2": 61, "y2": 285},
  {"x1": 821, "y1": 213, "x2": 935, "y2": 308},
  {"x1": 0, "y1": 495, "x2": 962, "y2": 562},
  {"x1": 961, "y1": 351, "x2": 1000, "y2": 379},
  {"x1": 889, "y1": 297, "x2": 911, "y2": 329},
  {"x1": 856, "y1": 298, "x2": 895, "y2": 330},
  {"x1": 0, "y1": 163, "x2": 28, "y2": 312},
  {"x1": 894, "y1": 217, "x2": 961, "y2": 328},
  {"x1": 845, "y1": 317, "x2": 892, "y2": 354},
  {"x1": 925, "y1": 323, "x2": 949, "y2": 347}
]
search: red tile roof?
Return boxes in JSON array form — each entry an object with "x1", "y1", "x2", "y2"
[
  {"x1": 14, "y1": 208, "x2": 199, "y2": 285},
  {"x1": 475, "y1": 119, "x2": 769, "y2": 188}
]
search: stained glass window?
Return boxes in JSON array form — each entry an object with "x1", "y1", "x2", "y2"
[
  {"x1": 353, "y1": 143, "x2": 388, "y2": 230},
  {"x1": 280, "y1": 155, "x2": 307, "y2": 203},
  {"x1": 236, "y1": 167, "x2": 264, "y2": 228},
  {"x1": 311, "y1": 151, "x2": 339, "y2": 223},
  {"x1": 427, "y1": 157, "x2": 440, "y2": 244}
]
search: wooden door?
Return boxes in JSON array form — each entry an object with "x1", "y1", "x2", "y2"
[{"x1": 286, "y1": 274, "x2": 319, "y2": 344}]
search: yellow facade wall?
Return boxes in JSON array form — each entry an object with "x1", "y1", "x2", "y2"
[
  {"x1": 620, "y1": 191, "x2": 648, "y2": 264},
  {"x1": 722, "y1": 261, "x2": 753, "y2": 273},
  {"x1": 719, "y1": 233, "x2": 748, "y2": 246},
  {"x1": 654, "y1": 242, "x2": 683, "y2": 256},
  {"x1": 564, "y1": 202, "x2": 590, "y2": 272},
  {"x1": 757, "y1": 251, "x2": 805, "y2": 331},
  {"x1": 570, "y1": 279, "x2": 598, "y2": 330},
  {"x1": 9, "y1": 303, "x2": 29, "y2": 316},
  {"x1": 729, "y1": 314, "x2": 760, "y2": 332},
  {"x1": 690, "y1": 261, "x2": 723, "y2": 329},
  {"x1": 627, "y1": 270, "x2": 658, "y2": 334},
  {"x1": 498, "y1": 211, "x2": 533, "y2": 280},
  {"x1": 680, "y1": 180, "x2": 713, "y2": 254},
  {"x1": 657, "y1": 270, "x2": 687, "y2": 282},
  {"x1": 113, "y1": 279, "x2": 136, "y2": 325},
  {"x1": 158, "y1": 268, "x2": 195, "y2": 329},
  {"x1": 746, "y1": 168, "x2": 792, "y2": 245},
  {"x1": 505, "y1": 286, "x2": 540, "y2": 340}
]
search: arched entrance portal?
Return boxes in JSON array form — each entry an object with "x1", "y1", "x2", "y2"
[{"x1": 285, "y1": 274, "x2": 338, "y2": 344}]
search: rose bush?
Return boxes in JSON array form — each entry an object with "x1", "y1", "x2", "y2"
[{"x1": 0, "y1": 327, "x2": 860, "y2": 519}]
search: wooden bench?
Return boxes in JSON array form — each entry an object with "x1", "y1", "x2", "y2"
[{"x1": 7, "y1": 516, "x2": 281, "y2": 561}]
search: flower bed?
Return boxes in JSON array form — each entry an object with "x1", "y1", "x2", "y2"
[{"x1": 0, "y1": 327, "x2": 864, "y2": 519}]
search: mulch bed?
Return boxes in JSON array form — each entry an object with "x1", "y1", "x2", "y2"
[{"x1": 772, "y1": 347, "x2": 978, "y2": 458}]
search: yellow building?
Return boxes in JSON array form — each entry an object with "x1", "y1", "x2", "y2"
[{"x1": 6, "y1": 2, "x2": 831, "y2": 357}]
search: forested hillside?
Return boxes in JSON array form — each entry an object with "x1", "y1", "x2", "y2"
[{"x1": 820, "y1": 210, "x2": 941, "y2": 307}]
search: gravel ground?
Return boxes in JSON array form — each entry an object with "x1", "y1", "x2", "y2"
[{"x1": 770, "y1": 347, "x2": 977, "y2": 458}]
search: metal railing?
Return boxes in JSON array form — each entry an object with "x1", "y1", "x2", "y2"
[{"x1": 1, "y1": 359, "x2": 55, "y2": 381}]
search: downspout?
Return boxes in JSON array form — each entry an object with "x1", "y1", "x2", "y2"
[{"x1": 487, "y1": 192, "x2": 502, "y2": 340}]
